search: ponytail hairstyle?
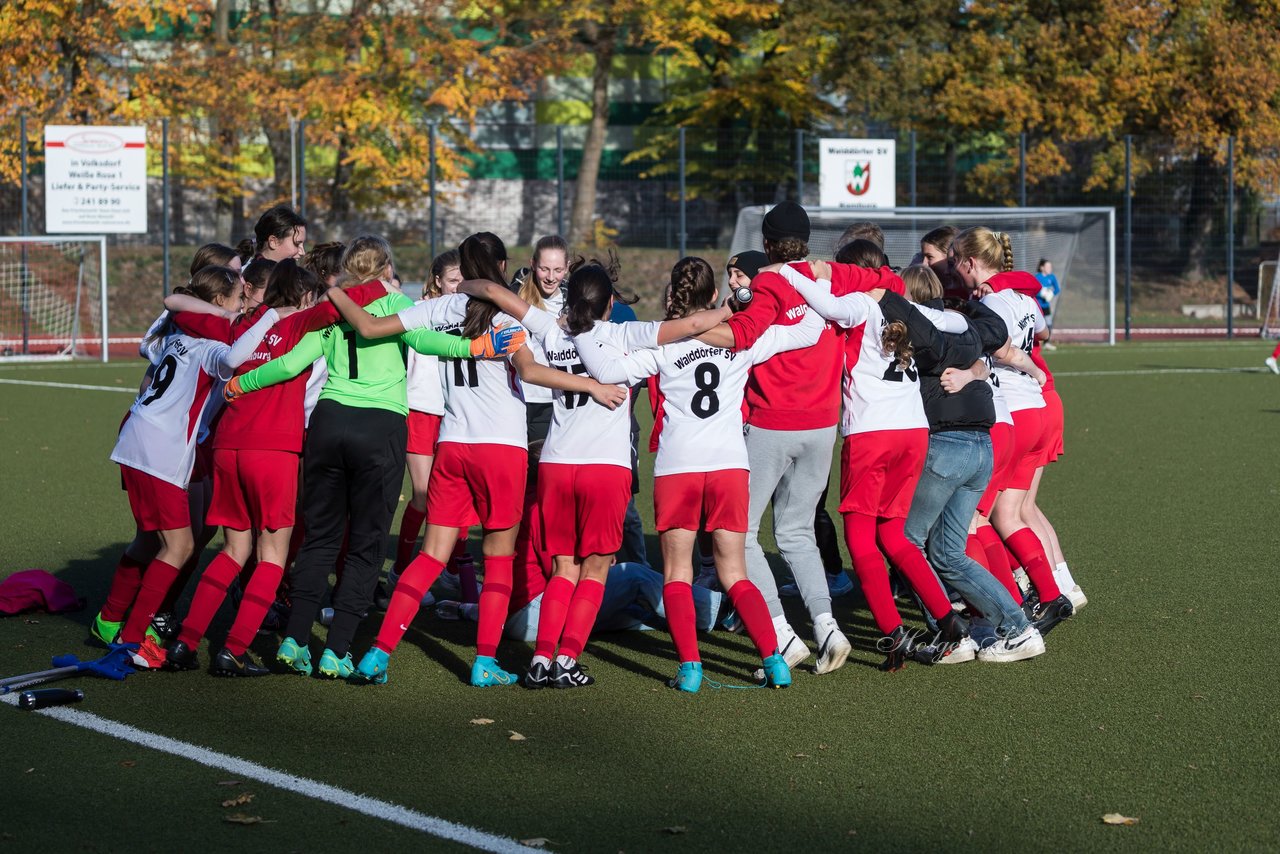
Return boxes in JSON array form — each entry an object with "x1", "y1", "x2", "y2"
[
  {"x1": 665, "y1": 257, "x2": 717, "y2": 320},
  {"x1": 881, "y1": 319, "x2": 914, "y2": 373},
  {"x1": 264, "y1": 258, "x2": 320, "y2": 309},
  {"x1": 901, "y1": 264, "x2": 943, "y2": 303},
  {"x1": 459, "y1": 232, "x2": 511, "y2": 338},
  {"x1": 921, "y1": 225, "x2": 958, "y2": 257},
  {"x1": 253, "y1": 205, "x2": 306, "y2": 255},
  {"x1": 835, "y1": 238, "x2": 890, "y2": 269},
  {"x1": 564, "y1": 264, "x2": 618, "y2": 336},
  {"x1": 146, "y1": 265, "x2": 242, "y2": 350},
  {"x1": 340, "y1": 235, "x2": 394, "y2": 286},
  {"x1": 520, "y1": 235, "x2": 572, "y2": 309},
  {"x1": 235, "y1": 237, "x2": 256, "y2": 265},
  {"x1": 301, "y1": 241, "x2": 346, "y2": 287},
  {"x1": 425, "y1": 249, "x2": 461, "y2": 299},
  {"x1": 952, "y1": 227, "x2": 1014, "y2": 274},
  {"x1": 190, "y1": 243, "x2": 238, "y2": 276},
  {"x1": 242, "y1": 258, "x2": 276, "y2": 294}
]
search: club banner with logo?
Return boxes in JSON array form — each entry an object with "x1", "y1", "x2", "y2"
[
  {"x1": 818, "y1": 138, "x2": 896, "y2": 209},
  {"x1": 45, "y1": 125, "x2": 148, "y2": 233}
]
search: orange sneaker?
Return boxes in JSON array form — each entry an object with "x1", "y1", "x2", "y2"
[{"x1": 129, "y1": 635, "x2": 167, "y2": 670}]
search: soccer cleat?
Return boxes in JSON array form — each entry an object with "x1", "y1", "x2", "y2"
[
  {"x1": 257, "y1": 600, "x2": 290, "y2": 635},
  {"x1": 129, "y1": 635, "x2": 167, "y2": 670},
  {"x1": 668, "y1": 661, "x2": 703, "y2": 693},
  {"x1": 977, "y1": 626, "x2": 1046, "y2": 663},
  {"x1": 276, "y1": 637, "x2": 313, "y2": 676},
  {"x1": 761, "y1": 653, "x2": 792, "y2": 688},
  {"x1": 551, "y1": 659, "x2": 595, "y2": 689},
  {"x1": 317, "y1": 648, "x2": 355, "y2": 679},
  {"x1": 936, "y1": 636, "x2": 978, "y2": 665},
  {"x1": 319, "y1": 607, "x2": 334, "y2": 627},
  {"x1": 210, "y1": 648, "x2": 271, "y2": 677},
  {"x1": 150, "y1": 612, "x2": 178, "y2": 640},
  {"x1": 878, "y1": 626, "x2": 917, "y2": 672},
  {"x1": 814, "y1": 626, "x2": 852, "y2": 675},
  {"x1": 355, "y1": 647, "x2": 390, "y2": 685},
  {"x1": 1020, "y1": 588, "x2": 1041, "y2": 622},
  {"x1": 163, "y1": 639, "x2": 200, "y2": 672},
  {"x1": 1066, "y1": 584, "x2": 1088, "y2": 611},
  {"x1": 373, "y1": 580, "x2": 392, "y2": 611},
  {"x1": 91, "y1": 612, "x2": 123, "y2": 647},
  {"x1": 523, "y1": 658, "x2": 552, "y2": 690},
  {"x1": 1030, "y1": 594, "x2": 1074, "y2": 637},
  {"x1": 938, "y1": 611, "x2": 970, "y2": 645},
  {"x1": 719, "y1": 606, "x2": 743, "y2": 633},
  {"x1": 751, "y1": 629, "x2": 810, "y2": 682},
  {"x1": 470, "y1": 655, "x2": 517, "y2": 687},
  {"x1": 1267, "y1": 356, "x2": 1279, "y2": 375}
]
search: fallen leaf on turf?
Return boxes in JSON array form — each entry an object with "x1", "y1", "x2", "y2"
[
  {"x1": 223, "y1": 814, "x2": 268, "y2": 825},
  {"x1": 1102, "y1": 813, "x2": 1139, "y2": 826},
  {"x1": 120, "y1": 760, "x2": 136, "y2": 768},
  {"x1": 216, "y1": 780, "x2": 243, "y2": 787},
  {"x1": 792, "y1": 753, "x2": 809, "y2": 758},
  {"x1": 470, "y1": 718, "x2": 495, "y2": 725},
  {"x1": 24, "y1": 768, "x2": 33, "y2": 774},
  {"x1": 509, "y1": 730, "x2": 527, "y2": 741},
  {"x1": 24, "y1": 619, "x2": 38, "y2": 624},
  {"x1": 520, "y1": 838, "x2": 550, "y2": 847},
  {"x1": 1191, "y1": 694, "x2": 1205, "y2": 700},
  {"x1": 662, "y1": 827, "x2": 687, "y2": 835},
  {"x1": 221, "y1": 793, "x2": 254, "y2": 807}
]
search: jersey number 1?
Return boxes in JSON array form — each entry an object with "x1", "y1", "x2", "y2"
[{"x1": 556, "y1": 363, "x2": 590, "y2": 408}]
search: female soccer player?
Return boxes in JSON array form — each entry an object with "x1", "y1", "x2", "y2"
[
  {"x1": 225, "y1": 235, "x2": 523, "y2": 679},
  {"x1": 517, "y1": 236, "x2": 571, "y2": 443},
  {"x1": 241, "y1": 206, "x2": 307, "y2": 307},
  {"x1": 99, "y1": 266, "x2": 279, "y2": 668}
]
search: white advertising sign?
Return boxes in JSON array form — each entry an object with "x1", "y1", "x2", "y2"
[
  {"x1": 45, "y1": 125, "x2": 148, "y2": 233},
  {"x1": 819, "y1": 138, "x2": 896, "y2": 209}
]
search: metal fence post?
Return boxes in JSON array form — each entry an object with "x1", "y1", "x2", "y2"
[
  {"x1": 678, "y1": 127, "x2": 687, "y2": 257},
  {"x1": 1019, "y1": 132, "x2": 1027, "y2": 207},
  {"x1": 297, "y1": 120, "x2": 307, "y2": 219},
  {"x1": 556, "y1": 125, "x2": 565, "y2": 237},
  {"x1": 909, "y1": 130, "x2": 917, "y2": 207},
  {"x1": 795, "y1": 129, "x2": 804, "y2": 204},
  {"x1": 162, "y1": 117, "x2": 171, "y2": 297},
  {"x1": 1227, "y1": 135, "x2": 1235, "y2": 339},
  {"x1": 1124, "y1": 135, "x2": 1132, "y2": 341},
  {"x1": 428, "y1": 122, "x2": 437, "y2": 260},
  {"x1": 19, "y1": 115, "x2": 29, "y2": 354},
  {"x1": 19, "y1": 115, "x2": 28, "y2": 236}
]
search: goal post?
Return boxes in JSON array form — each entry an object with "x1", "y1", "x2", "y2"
[
  {"x1": 0, "y1": 235, "x2": 109, "y2": 363},
  {"x1": 729, "y1": 206, "x2": 1118, "y2": 344}
]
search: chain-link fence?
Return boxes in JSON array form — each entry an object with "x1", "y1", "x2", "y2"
[{"x1": 1, "y1": 118, "x2": 1276, "y2": 339}]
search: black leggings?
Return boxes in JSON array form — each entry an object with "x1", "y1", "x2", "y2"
[
  {"x1": 814, "y1": 481, "x2": 844, "y2": 575},
  {"x1": 284, "y1": 400, "x2": 407, "y2": 657}
]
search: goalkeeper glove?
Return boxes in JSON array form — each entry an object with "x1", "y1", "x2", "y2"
[
  {"x1": 223, "y1": 376, "x2": 245, "y2": 402},
  {"x1": 470, "y1": 323, "x2": 526, "y2": 359}
]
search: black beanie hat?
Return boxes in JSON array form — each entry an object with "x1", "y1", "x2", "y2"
[
  {"x1": 761, "y1": 201, "x2": 810, "y2": 243},
  {"x1": 726, "y1": 250, "x2": 769, "y2": 280}
]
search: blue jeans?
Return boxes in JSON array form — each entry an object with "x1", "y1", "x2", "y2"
[{"x1": 904, "y1": 430, "x2": 1029, "y2": 636}]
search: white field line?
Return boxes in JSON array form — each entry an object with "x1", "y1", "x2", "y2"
[
  {"x1": 0, "y1": 378, "x2": 135, "y2": 393},
  {"x1": 1055, "y1": 366, "x2": 1267, "y2": 377},
  {"x1": 0, "y1": 694, "x2": 539, "y2": 853}
]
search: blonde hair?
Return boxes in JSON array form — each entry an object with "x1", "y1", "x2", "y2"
[
  {"x1": 902, "y1": 265, "x2": 943, "y2": 303},
  {"x1": 952, "y1": 227, "x2": 1014, "y2": 273},
  {"x1": 340, "y1": 234, "x2": 394, "y2": 285}
]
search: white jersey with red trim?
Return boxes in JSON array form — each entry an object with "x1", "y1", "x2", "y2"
[
  {"x1": 111, "y1": 332, "x2": 238, "y2": 488},
  {"x1": 781, "y1": 269, "x2": 926, "y2": 437},
  {"x1": 981, "y1": 290, "x2": 1046, "y2": 412},
  {"x1": 521, "y1": 289, "x2": 564, "y2": 406},
  {"x1": 521, "y1": 307, "x2": 630, "y2": 468},
  {"x1": 405, "y1": 297, "x2": 446, "y2": 415},
  {"x1": 398, "y1": 293, "x2": 527, "y2": 448}
]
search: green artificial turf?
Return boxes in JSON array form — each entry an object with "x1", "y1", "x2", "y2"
[{"x1": 1, "y1": 342, "x2": 1278, "y2": 852}]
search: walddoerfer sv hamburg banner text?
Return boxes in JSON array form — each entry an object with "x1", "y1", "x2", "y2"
[
  {"x1": 819, "y1": 139, "x2": 896, "y2": 209},
  {"x1": 45, "y1": 125, "x2": 147, "y2": 234}
]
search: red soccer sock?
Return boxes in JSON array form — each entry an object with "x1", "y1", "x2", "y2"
[
  {"x1": 663, "y1": 581, "x2": 700, "y2": 663},
  {"x1": 558, "y1": 578, "x2": 605, "y2": 660},
  {"x1": 475, "y1": 555, "x2": 514, "y2": 658},
  {"x1": 101, "y1": 552, "x2": 147, "y2": 622},
  {"x1": 160, "y1": 552, "x2": 200, "y2": 616},
  {"x1": 726, "y1": 579, "x2": 778, "y2": 660},
  {"x1": 394, "y1": 505, "x2": 428, "y2": 573},
  {"x1": 1006, "y1": 527, "x2": 1061, "y2": 601},
  {"x1": 974, "y1": 527, "x2": 1022, "y2": 600},
  {"x1": 177, "y1": 553, "x2": 242, "y2": 647},
  {"x1": 120, "y1": 559, "x2": 181, "y2": 643},
  {"x1": 533, "y1": 575, "x2": 575, "y2": 659},
  {"x1": 224, "y1": 562, "x2": 284, "y2": 656},
  {"x1": 375, "y1": 552, "x2": 446, "y2": 654},
  {"x1": 877, "y1": 517, "x2": 953, "y2": 620},
  {"x1": 844, "y1": 513, "x2": 902, "y2": 634},
  {"x1": 1004, "y1": 541, "x2": 1022, "y2": 572},
  {"x1": 1272, "y1": 341, "x2": 1280, "y2": 360}
]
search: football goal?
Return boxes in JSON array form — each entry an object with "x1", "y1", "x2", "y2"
[{"x1": 0, "y1": 236, "x2": 109, "y2": 362}]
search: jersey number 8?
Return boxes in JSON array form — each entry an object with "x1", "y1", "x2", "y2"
[{"x1": 692, "y1": 362, "x2": 720, "y2": 419}]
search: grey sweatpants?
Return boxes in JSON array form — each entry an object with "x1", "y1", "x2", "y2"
[{"x1": 743, "y1": 424, "x2": 838, "y2": 623}]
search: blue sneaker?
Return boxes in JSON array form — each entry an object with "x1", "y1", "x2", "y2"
[
  {"x1": 667, "y1": 661, "x2": 703, "y2": 693},
  {"x1": 355, "y1": 647, "x2": 390, "y2": 684},
  {"x1": 276, "y1": 637, "x2": 312, "y2": 676},
  {"x1": 719, "y1": 606, "x2": 743, "y2": 634},
  {"x1": 470, "y1": 655, "x2": 517, "y2": 687},
  {"x1": 317, "y1": 648, "x2": 355, "y2": 679},
  {"x1": 761, "y1": 653, "x2": 792, "y2": 688}
]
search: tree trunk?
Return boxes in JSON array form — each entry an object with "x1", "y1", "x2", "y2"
[
  {"x1": 945, "y1": 140, "x2": 957, "y2": 206},
  {"x1": 569, "y1": 29, "x2": 614, "y2": 247},
  {"x1": 330, "y1": 131, "x2": 354, "y2": 229},
  {"x1": 1180, "y1": 151, "x2": 1221, "y2": 281},
  {"x1": 263, "y1": 124, "x2": 293, "y2": 204}
]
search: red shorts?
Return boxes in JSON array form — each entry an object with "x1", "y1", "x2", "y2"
[
  {"x1": 838, "y1": 428, "x2": 929, "y2": 518},
  {"x1": 207, "y1": 448, "x2": 300, "y2": 531},
  {"x1": 537, "y1": 463, "x2": 632, "y2": 558},
  {"x1": 1005, "y1": 407, "x2": 1049, "y2": 491},
  {"x1": 1039, "y1": 389, "x2": 1065, "y2": 466},
  {"x1": 653, "y1": 469, "x2": 750, "y2": 533},
  {"x1": 427, "y1": 442, "x2": 524, "y2": 529},
  {"x1": 120, "y1": 465, "x2": 190, "y2": 532},
  {"x1": 191, "y1": 441, "x2": 215, "y2": 482},
  {"x1": 406, "y1": 410, "x2": 442, "y2": 456},
  {"x1": 977, "y1": 421, "x2": 1015, "y2": 516}
]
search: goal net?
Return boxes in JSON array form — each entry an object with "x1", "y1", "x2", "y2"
[
  {"x1": 729, "y1": 206, "x2": 1116, "y2": 343},
  {"x1": 0, "y1": 236, "x2": 109, "y2": 361}
]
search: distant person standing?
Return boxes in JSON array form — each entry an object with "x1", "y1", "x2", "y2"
[{"x1": 1034, "y1": 259, "x2": 1060, "y2": 331}]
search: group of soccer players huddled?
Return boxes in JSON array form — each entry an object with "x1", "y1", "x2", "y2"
[{"x1": 95, "y1": 200, "x2": 1085, "y2": 692}]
